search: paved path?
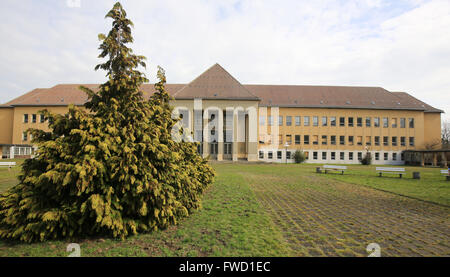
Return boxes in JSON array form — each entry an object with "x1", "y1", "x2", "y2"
[{"x1": 247, "y1": 173, "x2": 450, "y2": 257}]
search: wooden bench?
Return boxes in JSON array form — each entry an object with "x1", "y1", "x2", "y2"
[
  {"x1": 0, "y1": 162, "x2": 16, "y2": 169},
  {"x1": 376, "y1": 167, "x2": 405, "y2": 178},
  {"x1": 440, "y1": 170, "x2": 450, "y2": 181},
  {"x1": 321, "y1": 165, "x2": 347, "y2": 175}
]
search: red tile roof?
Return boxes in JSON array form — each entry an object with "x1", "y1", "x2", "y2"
[{"x1": 1, "y1": 64, "x2": 442, "y2": 113}]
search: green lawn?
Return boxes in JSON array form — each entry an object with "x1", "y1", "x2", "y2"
[
  {"x1": 0, "y1": 159, "x2": 23, "y2": 192},
  {"x1": 0, "y1": 160, "x2": 292, "y2": 257},
  {"x1": 0, "y1": 160, "x2": 448, "y2": 256},
  {"x1": 309, "y1": 163, "x2": 450, "y2": 206}
]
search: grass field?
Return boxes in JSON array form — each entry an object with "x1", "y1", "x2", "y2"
[{"x1": 0, "y1": 160, "x2": 448, "y2": 257}]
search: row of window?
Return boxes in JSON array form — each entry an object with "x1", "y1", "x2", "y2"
[
  {"x1": 259, "y1": 116, "x2": 415, "y2": 128},
  {"x1": 259, "y1": 150, "x2": 403, "y2": 161},
  {"x1": 23, "y1": 114, "x2": 46, "y2": 123},
  {"x1": 259, "y1": 134, "x2": 415, "y2": 147}
]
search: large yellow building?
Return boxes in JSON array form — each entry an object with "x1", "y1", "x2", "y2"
[{"x1": 0, "y1": 64, "x2": 443, "y2": 164}]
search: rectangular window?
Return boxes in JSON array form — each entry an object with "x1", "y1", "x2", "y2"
[
  {"x1": 357, "y1": 136, "x2": 363, "y2": 145},
  {"x1": 22, "y1": 132, "x2": 28, "y2": 141},
  {"x1": 259, "y1": 151, "x2": 264, "y2": 159},
  {"x1": 331, "y1": 135, "x2": 336, "y2": 145},
  {"x1": 286, "y1": 116, "x2": 292, "y2": 126},
  {"x1": 268, "y1": 151, "x2": 273, "y2": 159},
  {"x1": 366, "y1": 136, "x2": 371, "y2": 146},
  {"x1": 313, "y1": 152, "x2": 318, "y2": 160},
  {"x1": 383, "y1": 136, "x2": 389, "y2": 146},
  {"x1": 259, "y1": 116, "x2": 265, "y2": 126},
  {"x1": 409, "y1": 118, "x2": 415, "y2": 128},
  {"x1": 358, "y1": 152, "x2": 362, "y2": 161},
  {"x1": 384, "y1": 153, "x2": 388, "y2": 160},
  {"x1": 304, "y1": 135, "x2": 310, "y2": 145},
  {"x1": 366, "y1": 117, "x2": 371, "y2": 127},
  {"x1": 401, "y1": 153, "x2": 405, "y2": 161},
  {"x1": 313, "y1": 135, "x2": 319, "y2": 145},
  {"x1": 392, "y1": 118, "x2": 397, "y2": 128},
  {"x1": 401, "y1": 137, "x2": 406, "y2": 146},
  {"x1": 286, "y1": 151, "x2": 292, "y2": 159},
  {"x1": 304, "y1": 116, "x2": 310, "y2": 126},
  {"x1": 348, "y1": 117, "x2": 354, "y2": 127},
  {"x1": 375, "y1": 153, "x2": 380, "y2": 160},
  {"x1": 23, "y1": 114, "x2": 28, "y2": 123},
  {"x1": 340, "y1": 136, "x2": 345, "y2": 145},
  {"x1": 409, "y1": 137, "x2": 415, "y2": 146},
  {"x1": 331, "y1": 152, "x2": 336, "y2": 160},
  {"x1": 286, "y1": 135, "x2": 292, "y2": 145},
  {"x1": 393, "y1": 153, "x2": 397, "y2": 161},
  {"x1": 295, "y1": 135, "x2": 301, "y2": 145},
  {"x1": 295, "y1": 116, "x2": 301, "y2": 126},
  {"x1": 357, "y1": 117, "x2": 362, "y2": 127},
  {"x1": 348, "y1": 136, "x2": 354, "y2": 145},
  {"x1": 313, "y1": 116, "x2": 318, "y2": 126},
  {"x1": 278, "y1": 116, "x2": 283, "y2": 126},
  {"x1": 392, "y1": 136, "x2": 397, "y2": 146},
  {"x1": 322, "y1": 116, "x2": 327, "y2": 126},
  {"x1": 340, "y1": 152, "x2": 345, "y2": 160},
  {"x1": 339, "y1": 117, "x2": 345, "y2": 127},
  {"x1": 40, "y1": 114, "x2": 45, "y2": 123},
  {"x1": 322, "y1": 135, "x2": 327, "y2": 145},
  {"x1": 383, "y1": 117, "x2": 389, "y2": 128},
  {"x1": 375, "y1": 136, "x2": 380, "y2": 146},
  {"x1": 268, "y1": 116, "x2": 273, "y2": 126},
  {"x1": 374, "y1": 117, "x2": 380, "y2": 127},
  {"x1": 32, "y1": 114, "x2": 37, "y2": 123},
  {"x1": 330, "y1": 117, "x2": 336, "y2": 126},
  {"x1": 400, "y1": 118, "x2": 406, "y2": 128},
  {"x1": 277, "y1": 151, "x2": 282, "y2": 159},
  {"x1": 349, "y1": 152, "x2": 354, "y2": 160},
  {"x1": 322, "y1": 152, "x2": 327, "y2": 160}
]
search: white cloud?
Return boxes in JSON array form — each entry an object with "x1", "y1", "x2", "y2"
[{"x1": 0, "y1": 0, "x2": 449, "y2": 121}]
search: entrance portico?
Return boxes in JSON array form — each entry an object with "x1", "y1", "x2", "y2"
[{"x1": 170, "y1": 63, "x2": 260, "y2": 161}]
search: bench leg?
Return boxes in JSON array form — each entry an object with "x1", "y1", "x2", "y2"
[
  {"x1": 399, "y1": 174, "x2": 402, "y2": 178},
  {"x1": 379, "y1": 172, "x2": 382, "y2": 177},
  {"x1": 341, "y1": 171, "x2": 344, "y2": 175}
]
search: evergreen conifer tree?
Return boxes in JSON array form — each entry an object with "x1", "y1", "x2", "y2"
[{"x1": 0, "y1": 2, "x2": 214, "y2": 242}]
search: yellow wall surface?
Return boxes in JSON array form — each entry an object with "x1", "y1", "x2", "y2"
[
  {"x1": 423, "y1": 112, "x2": 442, "y2": 149},
  {"x1": 0, "y1": 108, "x2": 14, "y2": 144},
  {"x1": 2, "y1": 103, "x2": 442, "y2": 158},
  {"x1": 11, "y1": 106, "x2": 70, "y2": 144},
  {"x1": 258, "y1": 107, "x2": 431, "y2": 151}
]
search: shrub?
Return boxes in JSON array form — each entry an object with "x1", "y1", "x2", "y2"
[
  {"x1": 360, "y1": 152, "x2": 372, "y2": 165},
  {"x1": 293, "y1": 150, "x2": 307, "y2": 164}
]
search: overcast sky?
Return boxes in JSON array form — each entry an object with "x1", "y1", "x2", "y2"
[{"x1": 0, "y1": 0, "x2": 449, "y2": 121}]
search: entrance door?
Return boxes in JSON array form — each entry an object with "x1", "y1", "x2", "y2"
[{"x1": 209, "y1": 143, "x2": 218, "y2": 159}]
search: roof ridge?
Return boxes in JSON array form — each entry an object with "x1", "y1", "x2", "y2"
[{"x1": 173, "y1": 63, "x2": 259, "y2": 100}]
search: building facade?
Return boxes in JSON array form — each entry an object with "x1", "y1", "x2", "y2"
[{"x1": 0, "y1": 64, "x2": 443, "y2": 164}]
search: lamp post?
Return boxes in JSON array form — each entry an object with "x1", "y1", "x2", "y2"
[{"x1": 284, "y1": 143, "x2": 290, "y2": 164}]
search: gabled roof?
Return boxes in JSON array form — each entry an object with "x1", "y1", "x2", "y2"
[
  {"x1": 3, "y1": 84, "x2": 185, "y2": 106},
  {"x1": 245, "y1": 85, "x2": 444, "y2": 112},
  {"x1": 173, "y1": 63, "x2": 259, "y2": 100},
  {"x1": 1, "y1": 64, "x2": 443, "y2": 113}
]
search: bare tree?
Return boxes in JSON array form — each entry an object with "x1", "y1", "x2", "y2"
[{"x1": 442, "y1": 120, "x2": 450, "y2": 149}]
